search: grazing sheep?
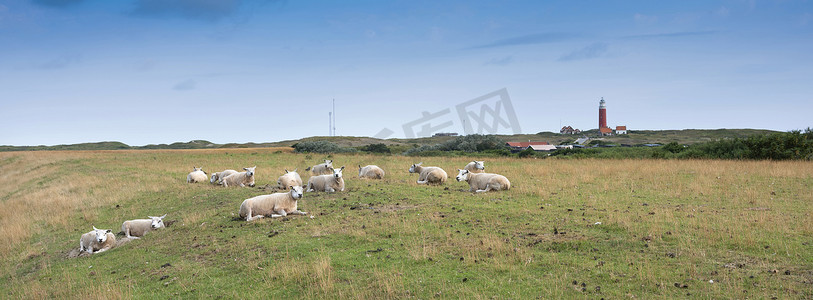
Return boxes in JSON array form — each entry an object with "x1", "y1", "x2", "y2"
[
  {"x1": 408, "y1": 162, "x2": 447, "y2": 185},
  {"x1": 79, "y1": 226, "x2": 116, "y2": 254},
  {"x1": 277, "y1": 168, "x2": 303, "y2": 189},
  {"x1": 455, "y1": 169, "x2": 511, "y2": 193},
  {"x1": 464, "y1": 161, "x2": 485, "y2": 173},
  {"x1": 210, "y1": 169, "x2": 238, "y2": 184},
  {"x1": 306, "y1": 166, "x2": 345, "y2": 192},
  {"x1": 121, "y1": 214, "x2": 166, "y2": 239},
  {"x1": 358, "y1": 165, "x2": 385, "y2": 179},
  {"x1": 221, "y1": 166, "x2": 256, "y2": 187},
  {"x1": 186, "y1": 167, "x2": 207, "y2": 183},
  {"x1": 306, "y1": 160, "x2": 334, "y2": 175},
  {"x1": 239, "y1": 186, "x2": 307, "y2": 221}
]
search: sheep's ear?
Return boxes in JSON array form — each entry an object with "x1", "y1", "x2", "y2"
[
  {"x1": 418, "y1": 162, "x2": 423, "y2": 165},
  {"x1": 160, "y1": 214, "x2": 167, "y2": 219},
  {"x1": 358, "y1": 165, "x2": 362, "y2": 169},
  {"x1": 244, "y1": 167, "x2": 248, "y2": 171},
  {"x1": 293, "y1": 168, "x2": 297, "y2": 172},
  {"x1": 340, "y1": 166, "x2": 345, "y2": 171},
  {"x1": 148, "y1": 216, "x2": 155, "y2": 219},
  {"x1": 285, "y1": 169, "x2": 289, "y2": 173},
  {"x1": 106, "y1": 229, "x2": 111, "y2": 233},
  {"x1": 93, "y1": 226, "x2": 98, "y2": 231}
]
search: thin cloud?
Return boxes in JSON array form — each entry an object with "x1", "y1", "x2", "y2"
[
  {"x1": 130, "y1": 0, "x2": 243, "y2": 22},
  {"x1": 620, "y1": 30, "x2": 717, "y2": 40},
  {"x1": 173, "y1": 79, "x2": 197, "y2": 91},
  {"x1": 558, "y1": 43, "x2": 608, "y2": 62},
  {"x1": 484, "y1": 55, "x2": 514, "y2": 66},
  {"x1": 32, "y1": 0, "x2": 84, "y2": 8},
  {"x1": 37, "y1": 54, "x2": 82, "y2": 69},
  {"x1": 469, "y1": 32, "x2": 579, "y2": 49}
]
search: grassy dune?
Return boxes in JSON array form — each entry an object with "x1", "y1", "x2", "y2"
[{"x1": 0, "y1": 149, "x2": 811, "y2": 298}]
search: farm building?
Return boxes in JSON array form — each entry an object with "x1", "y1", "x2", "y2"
[
  {"x1": 528, "y1": 145, "x2": 558, "y2": 152},
  {"x1": 506, "y1": 141, "x2": 549, "y2": 152},
  {"x1": 599, "y1": 127, "x2": 613, "y2": 136},
  {"x1": 615, "y1": 126, "x2": 627, "y2": 134}
]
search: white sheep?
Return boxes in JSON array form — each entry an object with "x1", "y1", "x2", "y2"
[
  {"x1": 463, "y1": 160, "x2": 485, "y2": 173},
  {"x1": 306, "y1": 166, "x2": 345, "y2": 192},
  {"x1": 221, "y1": 166, "x2": 256, "y2": 187},
  {"x1": 408, "y1": 162, "x2": 447, "y2": 185},
  {"x1": 358, "y1": 165, "x2": 385, "y2": 179},
  {"x1": 239, "y1": 186, "x2": 307, "y2": 221},
  {"x1": 210, "y1": 169, "x2": 238, "y2": 184},
  {"x1": 277, "y1": 168, "x2": 303, "y2": 189},
  {"x1": 186, "y1": 167, "x2": 207, "y2": 183},
  {"x1": 306, "y1": 160, "x2": 334, "y2": 175},
  {"x1": 79, "y1": 226, "x2": 116, "y2": 254},
  {"x1": 455, "y1": 169, "x2": 511, "y2": 193},
  {"x1": 121, "y1": 214, "x2": 166, "y2": 239}
]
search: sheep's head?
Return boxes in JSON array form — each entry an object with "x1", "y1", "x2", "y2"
[
  {"x1": 148, "y1": 214, "x2": 166, "y2": 229},
  {"x1": 358, "y1": 165, "x2": 363, "y2": 176},
  {"x1": 333, "y1": 166, "x2": 344, "y2": 179},
  {"x1": 92, "y1": 226, "x2": 111, "y2": 243},
  {"x1": 409, "y1": 162, "x2": 423, "y2": 173},
  {"x1": 244, "y1": 166, "x2": 256, "y2": 177},
  {"x1": 210, "y1": 173, "x2": 219, "y2": 183},
  {"x1": 285, "y1": 168, "x2": 298, "y2": 174},
  {"x1": 473, "y1": 161, "x2": 485, "y2": 170},
  {"x1": 324, "y1": 160, "x2": 333, "y2": 168},
  {"x1": 289, "y1": 185, "x2": 304, "y2": 200},
  {"x1": 456, "y1": 169, "x2": 470, "y2": 182},
  {"x1": 193, "y1": 166, "x2": 203, "y2": 172}
]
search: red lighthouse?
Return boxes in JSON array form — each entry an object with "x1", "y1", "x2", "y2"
[{"x1": 598, "y1": 97, "x2": 607, "y2": 129}]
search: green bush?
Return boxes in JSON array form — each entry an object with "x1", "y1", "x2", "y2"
[
  {"x1": 294, "y1": 141, "x2": 356, "y2": 154},
  {"x1": 360, "y1": 143, "x2": 391, "y2": 153}
]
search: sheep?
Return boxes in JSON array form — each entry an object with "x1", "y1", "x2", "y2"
[
  {"x1": 221, "y1": 166, "x2": 256, "y2": 187},
  {"x1": 455, "y1": 169, "x2": 511, "y2": 193},
  {"x1": 408, "y1": 162, "x2": 447, "y2": 185},
  {"x1": 210, "y1": 169, "x2": 238, "y2": 184},
  {"x1": 277, "y1": 168, "x2": 303, "y2": 190},
  {"x1": 79, "y1": 226, "x2": 116, "y2": 254},
  {"x1": 121, "y1": 214, "x2": 166, "y2": 239},
  {"x1": 358, "y1": 165, "x2": 385, "y2": 179},
  {"x1": 305, "y1": 160, "x2": 334, "y2": 175},
  {"x1": 239, "y1": 186, "x2": 307, "y2": 221},
  {"x1": 186, "y1": 167, "x2": 207, "y2": 183},
  {"x1": 306, "y1": 166, "x2": 345, "y2": 192},
  {"x1": 463, "y1": 160, "x2": 485, "y2": 173}
]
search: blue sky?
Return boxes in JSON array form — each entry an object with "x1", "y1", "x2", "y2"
[{"x1": 1, "y1": 0, "x2": 811, "y2": 146}]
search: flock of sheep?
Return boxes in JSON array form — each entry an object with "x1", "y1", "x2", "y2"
[{"x1": 77, "y1": 159, "x2": 510, "y2": 255}]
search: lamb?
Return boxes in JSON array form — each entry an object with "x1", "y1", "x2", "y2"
[
  {"x1": 239, "y1": 186, "x2": 307, "y2": 221},
  {"x1": 463, "y1": 161, "x2": 485, "y2": 173},
  {"x1": 186, "y1": 167, "x2": 207, "y2": 183},
  {"x1": 455, "y1": 169, "x2": 511, "y2": 193},
  {"x1": 358, "y1": 165, "x2": 385, "y2": 179},
  {"x1": 221, "y1": 166, "x2": 256, "y2": 187},
  {"x1": 277, "y1": 168, "x2": 303, "y2": 189},
  {"x1": 210, "y1": 169, "x2": 238, "y2": 184},
  {"x1": 306, "y1": 166, "x2": 345, "y2": 192},
  {"x1": 408, "y1": 162, "x2": 447, "y2": 185},
  {"x1": 306, "y1": 160, "x2": 334, "y2": 175},
  {"x1": 79, "y1": 226, "x2": 116, "y2": 254},
  {"x1": 121, "y1": 214, "x2": 166, "y2": 239}
]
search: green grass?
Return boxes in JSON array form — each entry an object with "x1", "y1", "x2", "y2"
[{"x1": 0, "y1": 150, "x2": 811, "y2": 299}]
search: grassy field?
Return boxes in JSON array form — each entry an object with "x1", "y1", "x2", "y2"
[{"x1": 1, "y1": 149, "x2": 811, "y2": 298}]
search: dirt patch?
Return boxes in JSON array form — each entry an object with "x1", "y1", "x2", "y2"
[{"x1": 64, "y1": 237, "x2": 136, "y2": 259}]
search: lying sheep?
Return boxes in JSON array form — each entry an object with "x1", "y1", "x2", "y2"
[
  {"x1": 408, "y1": 162, "x2": 447, "y2": 185},
  {"x1": 464, "y1": 161, "x2": 485, "y2": 173},
  {"x1": 306, "y1": 160, "x2": 334, "y2": 175},
  {"x1": 239, "y1": 186, "x2": 307, "y2": 221},
  {"x1": 186, "y1": 167, "x2": 207, "y2": 183},
  {"x1": 306, "y1": 166, "x2": 345, "y2": 192},
  {"x1": 358, "y1": 165, "x2": 385, "y2": 179},
  {"x1": 277, "y1": 168, "x2": 303, "y2": 189},
  {"x1": 121, "y1": 214, "x2": 166, "y2": 239},
  {"x1": 455, "y1": 169, "x2": 511, "y2": 193},
  {"x1": 221, "y1": 166, "x2": 256, "y2": 187},
  {"x1": 210, "y1": 169, "x2": 238, "y2": 184},
  {"x1": 79, "y1": 226, "x2": 116, "y2": 254}
]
